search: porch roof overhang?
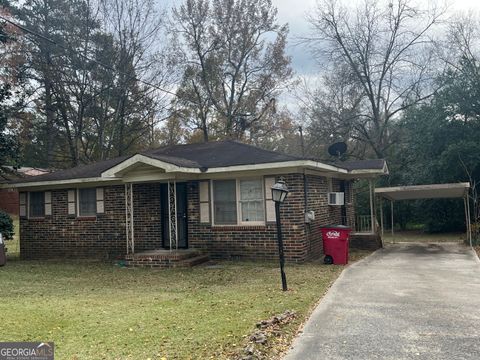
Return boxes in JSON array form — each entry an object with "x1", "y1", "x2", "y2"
[{"x1": 375, "y1": 182, "x2": 470, "y2": 201}]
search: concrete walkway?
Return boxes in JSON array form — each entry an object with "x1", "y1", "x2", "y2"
[{"x1": 285, "y1": 243, "x2": 480, "y2": 360}]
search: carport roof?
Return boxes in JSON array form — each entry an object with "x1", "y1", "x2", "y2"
[{"x1": 375, "y1": 183, "x2": 470, "y2": 201}]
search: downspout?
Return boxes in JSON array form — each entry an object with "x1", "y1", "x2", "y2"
[
  {"x1": 340, "y1": 180, "x2": 347, "y2": 225},
  {"x1": 303, "y1": 169, "x2": 310, "y2": 254},
  {"x1": 299, "y1": 126, "x2": 311, "y2": 254}
]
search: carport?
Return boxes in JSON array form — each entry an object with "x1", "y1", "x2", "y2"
[{"x1": 375, "y1": 183, "x2": 472, "y2": 246}]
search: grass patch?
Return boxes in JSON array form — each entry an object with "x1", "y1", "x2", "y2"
[
  {"x1": 0, "y1": 255, "x2": 366, "y2": 360},
  {"x1": 5, "y1": 214, "x2": 20, "y2": 259}
]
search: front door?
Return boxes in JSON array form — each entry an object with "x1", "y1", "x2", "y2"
[{"x1": 161, "y1": 183, "x2": 188, "y2": 249}]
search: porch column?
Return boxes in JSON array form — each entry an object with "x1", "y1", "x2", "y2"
[
  {"x1": 125, "y1": 183, "x2": 135, "y2": 254},
  {"x1": 168, "y1": 181, "x2": 178, "y2": 251},
  {"x1": 369, "y1": 179, "x2": 375, "y2": 233}
]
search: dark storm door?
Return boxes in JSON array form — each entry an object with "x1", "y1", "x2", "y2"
[{"x1": 161, "y1": 183, "x2": 188, "y2": 249}]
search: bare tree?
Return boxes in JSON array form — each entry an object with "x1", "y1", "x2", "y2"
[
  {"x1": 305, "y1": 0, "x2": 446, "y2": 158},
  {"x1": 298, "y1": 65, "x2": 366, "y2": 159},
  {"x1": 172, "y1": 0, "x2": 292, "y2": 141},
  {"x1": 441, "y1": 13, "x2": 480, "y2": 81},
  {"x1": 95, "y1": 0, "x2": 177, "y2": 157}
]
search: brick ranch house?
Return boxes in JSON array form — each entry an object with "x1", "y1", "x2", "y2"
[{"x1": 3, "y1": 141, "x2": 388, "y2": 266}]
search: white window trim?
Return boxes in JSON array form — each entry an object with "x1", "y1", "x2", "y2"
[
  {"x1": 27, "y1": 191, "x2": 45, "y2": 219},
  {"x1": 211, "y1": 178, "x2": 266, "y2": 226},
  {"x1": 76, "y1": 188, "x2": 97, "y2": 218}
]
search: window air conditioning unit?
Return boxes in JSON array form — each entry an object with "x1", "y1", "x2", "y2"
[{"x1": 328, "y1": 192, "x2": 345, "y2": 206}]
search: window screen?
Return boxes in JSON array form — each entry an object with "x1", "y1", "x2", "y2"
[
  {"x1": 239, "y1": 179, "x2": 264, "y2": 222},
  {"x1": 29, "y1": 191, "x2": 45, "y2": 218},
  {"x1": 213, "y1": 180, "x2": 237, "y2": 224},
  {"x1": 79, "y1": 188, "x2": 97, "y2": 216}
]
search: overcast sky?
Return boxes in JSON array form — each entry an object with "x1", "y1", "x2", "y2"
[
  {"x1": 273, "y1": 0, "x2": 480, "y2": 76},
  {"x1": 165, "y1": 0, "x2": 480, "y2": 110}
]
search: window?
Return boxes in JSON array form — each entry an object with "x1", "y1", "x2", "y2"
[
  {"x1": 78, "y1": 188, "x2": 97, "y2": 217},
  {"x1": 213, "y1": 180, "x2": 237, "y2": 224},
  {"x1": 29, "y1": 191, "x2": 45, "y2": 218},
  {"x1": 212, "y1": 178, "x2": 265, "y2": 225},
  {"x1": 239, "y1": 179, "x2": 264, "y2": 222}
]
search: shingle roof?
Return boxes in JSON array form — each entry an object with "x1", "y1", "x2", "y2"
[
  {"x1": 10, "y1": 141, "x2": 387, "y2": 184},
  {"x1": 11, "y1": 156, "x2": 129, "y2": 183},
  {"x1": 142, "y1": 140, "x2": 302, "y2": 168},
  {"x1": 12, "y1": 141, "x2": 302, "y2": 183}
]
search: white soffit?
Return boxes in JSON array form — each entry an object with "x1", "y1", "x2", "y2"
[{"x1": 375, "y1": 183, "x2": 470, "y2": 201}]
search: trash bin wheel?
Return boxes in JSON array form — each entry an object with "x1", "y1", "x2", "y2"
[{"x1": 324, "y1": 255, "x2": 333, "y2": 265}]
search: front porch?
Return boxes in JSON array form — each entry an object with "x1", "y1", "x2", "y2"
[
  {"x1": 343, "y1": 179, "x2": 383, "y2": 250},
  {"x1": 124, "y1": 249, "x2": 210, "y2": 268}
]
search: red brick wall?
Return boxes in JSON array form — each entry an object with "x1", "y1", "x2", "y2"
[
  {"x1": 20, "y1": 174, "x2": 354, "y2": 261},
  {"x1": 132, "y1": 183, "x2": 162, "y2": 251},
  {"x1": 20, "y1": 185, "x2": 165, "y2": 260},
  {"x1": 0, "y1": 189, "x2": 19, "y2": 215},
  {"x1": 187, "y1": 173, "x2": 353, "y2": 262},
  {"x1": 304, "y1": 175, "x2": 328, "y2": 259},
  {"x1": 187, "y1": 174, "x2": 308, "y2": 261},
  {"x1": 303, "y1": 176, "x2": 355, "y2": 260},
  {"x1": 20, "y1": 186, "x2": 126, "y2": 259}
]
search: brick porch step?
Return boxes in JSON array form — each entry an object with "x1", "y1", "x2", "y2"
[
  {"x1": 124, "y1": 249, "x2": 209, "y2": 268},
  {"x1": 174, "y1": 254, "x2": 210, "y2": 268}
]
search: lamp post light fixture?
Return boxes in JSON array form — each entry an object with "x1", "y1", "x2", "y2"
[{"x1": 271, "y1": 178, "x2": 289, "y2": 291}]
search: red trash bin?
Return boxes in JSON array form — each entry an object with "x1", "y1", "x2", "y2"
[{"x1": 321, "y1": 225, "x2": 351, "y2": 265}]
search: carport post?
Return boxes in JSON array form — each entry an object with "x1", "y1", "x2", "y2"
[
  {"x1": 379, "y1": 197, "x2": 384, "y2": 237},
  {"x1": 466, "y1": 195, "x2": 472, "y2": 247},
  {"x1": 391, "y1": 200, "x2": 394, "y2": 241},
  {"x1": 463, "y1": 197, "x2": 468, "y2": 245}
]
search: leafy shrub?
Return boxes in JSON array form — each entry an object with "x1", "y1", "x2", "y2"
[{"x1": 0, "y1": 210, "x2": 14, "y2": 240}]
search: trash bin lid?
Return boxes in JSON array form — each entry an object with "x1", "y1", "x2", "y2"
[{"x1": 322, "y1": 224, "x2": 351, "y2": 229}]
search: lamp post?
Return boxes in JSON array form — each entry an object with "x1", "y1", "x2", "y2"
[{"x1": 271, "y1": 178, "x2": 289, "y2": 291}]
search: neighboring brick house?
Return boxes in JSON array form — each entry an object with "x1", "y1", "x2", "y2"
[
  {"x1": 3, "y1": 141, "x2": 388, "y2": 264},
  {"x1": 0, "y1": 167, "x2": 50, "y2": 215}
]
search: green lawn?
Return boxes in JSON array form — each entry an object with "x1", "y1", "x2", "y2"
[
  {"x1": 0, "y1": 255, "x2": 368, "y2": 360},
  {"x1": 5, "y1": 215, "x2": 20, "y2": 258}
]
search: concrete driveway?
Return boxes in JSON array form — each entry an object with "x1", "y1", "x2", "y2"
[{"x1": 285, "y1": 243, "x2": 480, "y2": 360}]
